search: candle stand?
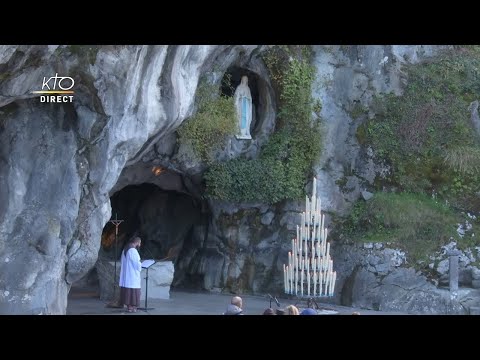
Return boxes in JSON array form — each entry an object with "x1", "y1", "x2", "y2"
[{"x1": 283, "y1": 177, "x2": 337, "y2": 308}]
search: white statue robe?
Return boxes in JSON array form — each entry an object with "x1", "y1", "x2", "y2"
[
  {"x1": 234, "y1": 77, "x2": 253, "y2": 139},
  {"x1": 119, "y1": 247, "x2": 142, "y2": 289}
]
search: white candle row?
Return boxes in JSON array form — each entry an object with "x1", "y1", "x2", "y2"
[{"x1": 284, "y1": 268, "x2": 337, "y2": 296}]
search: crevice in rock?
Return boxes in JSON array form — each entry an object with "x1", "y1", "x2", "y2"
[{"x1": 340, "y1": 265, "x2": 359, "y2": 306}]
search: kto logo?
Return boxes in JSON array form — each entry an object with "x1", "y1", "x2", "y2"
[{"x1": 32, "y1": 73, "x2": 75, "y2": 103}]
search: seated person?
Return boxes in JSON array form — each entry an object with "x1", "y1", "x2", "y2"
[
  {"x1": 284, "y1": 305, "x2": 299, "y2": 315},
  {"x1": 263, "y1": 308, "x2": 276, "y2": 315},
  {"x1": 300, "y1": 308, "x2": 317, "y2": 315},
  {"x1": 223, "y1": 296, "x2": 244, "y2": 315}
]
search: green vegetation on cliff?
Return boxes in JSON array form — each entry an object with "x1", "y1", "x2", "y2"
[
  {"x1": 177, "y1": 78, "x2": 237, "y2": 163},
  {"x1": 339, "y1": 46, "x2": 480, "y2": 264},
  {"x1": 344, "y1": 193, "x2": 462, "y2": 263},
  {"x1": 205, "y1": 46, "x2": 322, "y2": 203},
  {"x1": 360, "y1": 46, "x2": 480, "y2": 211}
]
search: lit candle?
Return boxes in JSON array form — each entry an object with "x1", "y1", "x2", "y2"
[
  {"x1": 295, "y1": 264, "x2": 298, "y2": 296},
  {"x1": 318, "y1": 272, "x2": 323, "y2": 296},
  {"x1": 311, "y1": 234, "x2": 315, "y2": 258},
  {"x1": 324, "y1": 272, "x2": 329, "y2": 297},
  {"x1": 290, "y1": 265, "x2": 294, "y2": 294},
  {"x1": 311, "y1": 193, "x2": 315, "y2": 215},
  {"x1": 307, "y1": 270, "x2": 311, "y2": 296},
  {"x1": 328, "y1": 271, "x2": 333, "y2": 296},
  {"x1": 308, "y1": 220, "x2": 311, "y2": 244},
  {"x1": 331, "y1": 271, "x2": 337, "y2": 296},
  {"x1": 286, "y1": 266, "x2": 288, "y2": 294},
  {"x1": 301, "y1": 259, "x2": 304, "y2": 297},
  {"x1": 312, "y1": 177, "x2": 316, "y2": 203}
]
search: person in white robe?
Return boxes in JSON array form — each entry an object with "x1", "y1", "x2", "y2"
[{"x1": 119, "y1": 236, "x2": 142, "y2": 312}]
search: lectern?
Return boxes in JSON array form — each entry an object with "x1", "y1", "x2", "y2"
[{"x1": 138, "y1": 259, "x2": 155, "y2": 311}]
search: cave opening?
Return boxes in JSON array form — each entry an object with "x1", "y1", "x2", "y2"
[
  {"x1": 71, "y1": 181, "x2": 209, "y2": 298},
  {"x1": 100, "y1": 183, "x2": 203, "y2": 267}
]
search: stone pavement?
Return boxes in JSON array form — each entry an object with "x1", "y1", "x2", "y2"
[{"x1": 67, "y1": 288, "x2": 408, "y2": 315}]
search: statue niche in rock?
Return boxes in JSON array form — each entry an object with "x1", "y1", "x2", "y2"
[{"x1": 234, "y1": 75, "x2": 253, "y2": 140}]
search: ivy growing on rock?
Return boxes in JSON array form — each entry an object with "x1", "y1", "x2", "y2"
[
  {"x1": 177, "y1": 77, "x2": 237, "y2": 164},
  {"x1": 205, "y1": 46, "x2": 322, "y2": 203}
]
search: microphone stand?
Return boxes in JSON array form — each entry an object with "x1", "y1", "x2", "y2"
[
  {"x1": 138, "y1": 243, "x2": 156, "y2": 312},
  {"x1": 267, "y1": 294, "x2": 281, "y2": 308}
]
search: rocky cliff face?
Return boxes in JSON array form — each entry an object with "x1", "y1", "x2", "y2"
[
  {"x1": 0, "y1": 45, "x2": 457, "y2": 314},
  {"x1": 0, "y1": 45, "x2": 259, "y2": 314}
]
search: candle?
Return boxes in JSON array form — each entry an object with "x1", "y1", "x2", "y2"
[
  {"x1": 328, "y1": 271, "x2": 332, "y2": 296},
  {"x1": 307, "y1": 270, "x2": 311, "y2": 296},
  {"x1": 311, "y1": 193, "x2": 315, "y2": 214},
  {"x1": 291, "y1": 265, "x2": 294, "y2": 294},
  {"x1": 296, "y1": 226, "x2": 299, "y2": 244},
  {"x1": 301, "y1": 259, "x2": 304, "y2": 297},
  {"x1": 324, "y1": 272, "x2": 329, "y2": 297},
  {"x1": 312, "y1": 177, "x2": 316, "y2": 203},
  {"x1": 331, "y1": 272, "x2": 337, "y2": 296},
  {"x1": 306, "y1": 196, "x2": 310, "y2": 217},
  {"x1": 295, "y1": 264, "x2": 298, "y2": 296},
  {"x1": 308, "y1": 221, "x2": 311, "y2": 244},
  {"x1": 284, "y1": 265, "x2": 287, "y2": 293},
  {"x1": 311, "y1": 235, "x2": 314, "y2": 259},
  {"x1": 318, "y1": 272, "x2": 323, "y2": 296},
  {"x1": 286, "y1": 265, "x2": 289, "y2": 294}
]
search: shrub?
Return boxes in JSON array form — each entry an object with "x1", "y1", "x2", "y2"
[
  {"x1": 345, "y1": 192, "x2": 461, "y2": 263},
  {"x1": 177, "y1": 79, "x2": 237, "y2": 163}
]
